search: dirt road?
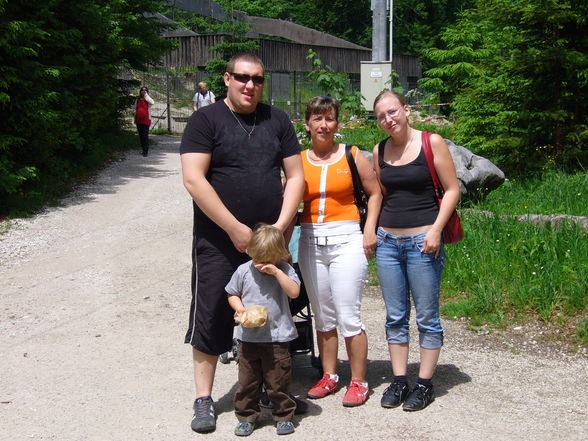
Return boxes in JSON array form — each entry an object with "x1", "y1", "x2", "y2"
[{"x1": 1, "y1": 136, "x2": 586, "y2": 441}]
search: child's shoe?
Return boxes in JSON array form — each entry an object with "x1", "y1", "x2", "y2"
[
  {"x1": 276, "y1": 421, "x2": 295, "y2": 435},
  {"x1": 234, "y1": 421, "x2": 255, "y2": 436}
]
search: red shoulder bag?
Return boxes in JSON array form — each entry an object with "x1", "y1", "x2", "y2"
[{"x1": 421, "y1": 131, "x2": 464, "y2": 244}]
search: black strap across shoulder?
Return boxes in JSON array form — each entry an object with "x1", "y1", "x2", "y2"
[
  {"x1": 377, "y1": 137, "x2": 390, "y2": 168},
  {"x1": 344, "y1": 144, "x2": 368, "y2": 231}
]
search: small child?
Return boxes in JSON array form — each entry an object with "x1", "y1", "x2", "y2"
[{"x1": 226, "y1": 223, "x2": 301, "y2": 437}]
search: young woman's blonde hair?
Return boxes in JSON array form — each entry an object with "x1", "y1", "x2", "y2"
[
  {"x1": 373, "y1": 89, "x2": 407, "y2": 110},
  {"x1": 246, "y1": 223, "x2": 290, "y2": 264}
]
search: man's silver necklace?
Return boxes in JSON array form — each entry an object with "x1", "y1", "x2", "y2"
[{"x1": 228, "y1": 107, "x2": 256, "y2": 138}]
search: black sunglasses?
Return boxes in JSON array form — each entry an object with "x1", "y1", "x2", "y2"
[{"x1": 229, "y1": 72, "x2": 265, "y2": 85}]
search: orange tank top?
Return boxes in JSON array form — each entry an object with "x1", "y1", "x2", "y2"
[{"x1": 301, "y1": 145, "x2": 361, "y2": 224}]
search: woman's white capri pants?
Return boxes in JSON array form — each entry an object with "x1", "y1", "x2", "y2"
[{"x1": 298, "y1": 232, "x2": 367, "y2": 337}]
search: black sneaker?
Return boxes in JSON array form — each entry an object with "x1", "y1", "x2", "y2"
[
  {"x1": 381, "y1": 381, "x2": 410, "y2": 408},
  {"x1": 402, "y1": 383, "x2": 434, "y2": 411},
  {"x1": 191, "y1": 396, "x2": 216, "y2": 432}
]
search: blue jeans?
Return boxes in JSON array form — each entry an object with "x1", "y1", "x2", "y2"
[{"x1": 375, "y1": 229, "x2": 445, "y2": 349}]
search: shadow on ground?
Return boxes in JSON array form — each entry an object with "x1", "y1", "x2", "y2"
[{"x1": 55, "y1": 135, "x2": 182, "y2": 209}]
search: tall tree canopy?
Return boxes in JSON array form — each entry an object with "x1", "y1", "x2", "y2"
[
  {"x1": 170, "y1": 0, "x2": 472, "y2": 55},
  {"x1": 421, "y1": 0, "x2": 588, "y2": 174},
  {"x1": 393, "y1": 0, "x2": 474, "y2": 58},
  {"x1": 0, "y1": 0, "x2": 172, "y2": 211}
]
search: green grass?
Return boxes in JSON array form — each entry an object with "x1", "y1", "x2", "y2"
[
  {"x1": 469, "y1": 171, "x2": 588, "y2": 216},
  {"x1": 441, "y1": 212, "x2": 588, "y2": 335},
  {"x1": 367, "y1": 257, "x2": 379, "y2": 286}
]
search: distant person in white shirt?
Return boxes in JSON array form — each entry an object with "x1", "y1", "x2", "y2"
[{"x1": 192, "y1": 82, "x2": 215, "y2": 112}]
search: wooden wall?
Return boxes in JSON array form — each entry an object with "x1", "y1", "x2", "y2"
[{"x1": 162, "y1": 35, "x2": 421, "y2": 78}]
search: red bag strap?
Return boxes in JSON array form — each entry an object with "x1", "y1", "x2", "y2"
[{"x1": 421, "y1": 131, "x2": 444, "y2": 199}]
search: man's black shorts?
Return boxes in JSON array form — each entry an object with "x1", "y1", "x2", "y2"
[{"x1": 184, "y1": 232, "x2": 249, "y2": 355}]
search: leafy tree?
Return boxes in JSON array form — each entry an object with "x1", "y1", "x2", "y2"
[
  {"x1": 393, "y1": 0, "x2": 474, "y2": 58},
  {"x1": 215, "y1": 0, "x2": 295, "y2": 20},
  {"x1": 204, "y1": 4, "x2": 259, "y2": 99},
  {"x1": 306, "y1": 49, "x2": 365, "y2": 118},
  {"x1": 0, "y1": 0, "x2": 172, "y2": 213},
  {"x1": 421, "y1": 0, "x2": 588, "y2": 175}
]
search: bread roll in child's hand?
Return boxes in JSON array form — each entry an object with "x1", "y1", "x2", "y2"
[{"x1": 234, "y1": 305, "x2": 268, "y2": 328}]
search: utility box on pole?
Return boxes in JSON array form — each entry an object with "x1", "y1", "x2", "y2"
[{"x1": 361, "y1": 61, "x2": 391, "y2": 111}]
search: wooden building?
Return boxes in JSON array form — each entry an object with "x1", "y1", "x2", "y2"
[{"x1": 161, "y1": 33, "x2": 421, "y2": 92}]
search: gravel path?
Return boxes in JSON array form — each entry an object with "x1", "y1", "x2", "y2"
[{"x1": 1, "y1": 136, "x2": 586, "y2": 441}]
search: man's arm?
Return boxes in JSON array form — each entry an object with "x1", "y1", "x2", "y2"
[
  {"x1": 272, "y1": 153, "x2": 304, "y2": 232},
  {"x1": 181, "y1": 152, "x2": 252, "y2": 252}
]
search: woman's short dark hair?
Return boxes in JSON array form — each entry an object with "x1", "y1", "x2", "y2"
[
  {"x1": 305, "y1": 96, "x2": 340, "y2": 122},
  {"x1": 373, "y1": 90, "x2": 407, "y2": 111}
]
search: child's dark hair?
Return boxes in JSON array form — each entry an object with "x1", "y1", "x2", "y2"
[{"x1": 246, "y1": 223, "x2": 290, "y2": 264}]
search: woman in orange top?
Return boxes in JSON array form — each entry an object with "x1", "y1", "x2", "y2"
[{"x1": 298, "y1": 96, "x2": 382, "y2": 407}]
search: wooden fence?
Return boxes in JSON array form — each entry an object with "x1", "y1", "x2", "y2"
[{"x1": 162, "y1": 35, "x2": 420, "y2": 79}]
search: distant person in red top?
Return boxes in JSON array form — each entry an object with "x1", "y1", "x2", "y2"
[{"x1": 134, "y1": 86, "x2": 154, "y2": 157}]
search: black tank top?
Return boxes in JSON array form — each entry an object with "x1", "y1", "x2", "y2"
[{"x1": 378, "y1": 138, "x2": 439, "y2": 228}]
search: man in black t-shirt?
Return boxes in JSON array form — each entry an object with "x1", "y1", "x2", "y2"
[{"x1": 180, "y1": 53, "x2": 304, "y2": 433}]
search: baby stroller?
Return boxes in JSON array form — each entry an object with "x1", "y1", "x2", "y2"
[
  {"x1": 286, "y1": 223, "x2": 320, "y2": 369},
  {"x1": 219, "y1": 222, "x2": 320, "y2": 370}
]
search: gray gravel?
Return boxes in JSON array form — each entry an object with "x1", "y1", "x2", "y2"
[{"x1": 1, "y1": 135, "x2": 586, "y2": 441}]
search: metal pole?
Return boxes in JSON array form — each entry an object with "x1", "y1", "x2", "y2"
[
  {"x1": 166, "y1": 71, "x2": 171, "y2": 133},
  {"x1": 389, "y1": 0, "x2": 393, "y2": 62},
  {"x1": 372, "y1": 0, "x2": 387, "y2": 61}
]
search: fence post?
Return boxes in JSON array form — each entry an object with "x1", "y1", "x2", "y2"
[{"x1": 166, "y1": 71, "x2": 171, "y2": 133}]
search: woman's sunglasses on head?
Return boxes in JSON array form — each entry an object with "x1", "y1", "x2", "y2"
[{"x1": 229, "y1": 72, "x2": 265, "y2": 85}]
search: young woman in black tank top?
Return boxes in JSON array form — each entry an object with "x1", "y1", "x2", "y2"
[{"x1": 372, "y1": 90, "x2": 460, "y2": 411}]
